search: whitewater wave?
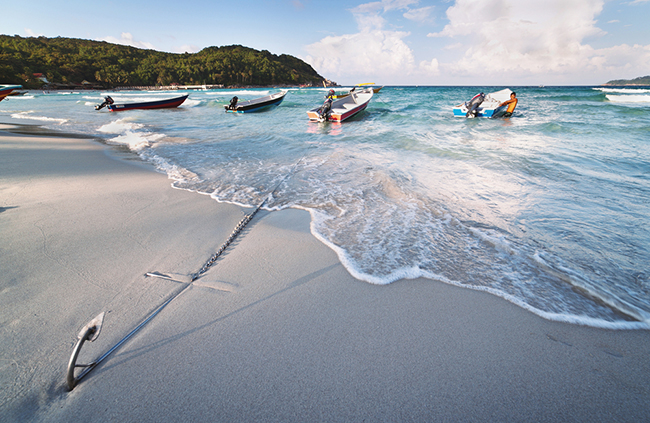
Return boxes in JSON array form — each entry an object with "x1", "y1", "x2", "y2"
[
  {"x1": 10, "y1": 111, "x2": 68, "y2": 124},
  {"x1": 606, "y1": 94, "x2": 650, "y2": 103},
  {"x1": 182, "y1": 98, "x2": 202, "y2": 108},
  {"x1": 595, "y1": 87, "x2": 650, "y2": 94},
  {"x1": 98, "y1": 117, "x2": 165, "y2": 151}
]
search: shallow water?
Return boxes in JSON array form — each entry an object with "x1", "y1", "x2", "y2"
[{"x1": 2, "y1": 85, "x2": 649, "y2": 328}]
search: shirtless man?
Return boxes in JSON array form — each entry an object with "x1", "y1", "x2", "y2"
[{"x1": 499, "y1": 92, "x2": 518, "y2": 117}]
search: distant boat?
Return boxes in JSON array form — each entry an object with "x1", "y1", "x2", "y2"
[
  {"x1": 453, "y1": 88, "x2": 513, "y2": 118},
  {"x1": 95, "y1": 94, "x2": 189, "y2": 111},
  {"x1": 0, "y1": 85, "x2": 23, "y2": 102},
  {"x1": 332, "y1": 83, "x2": 383, "y2": 99},
  {"x1": 357, "y1": 82, "x2": 383, "y2": 93},
  {"x1": 307, "y1": 88, "x2": 373, "y2": 122},
  {"x1": 224, "y1": 91, "x2": 287, "y2": 113}
]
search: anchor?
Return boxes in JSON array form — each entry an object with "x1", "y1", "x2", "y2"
[
  {"x1": 65, "y1": 154, "x2": 308, "y2": 390},
  {"x1": 66, "y1": 312, "x2": 104, "y2": 390},
  {"x1": 64, "y1": 198, "x2": 269, "y2": 391}
]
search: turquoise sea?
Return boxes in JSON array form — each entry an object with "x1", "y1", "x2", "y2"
[{"x1": 2, "y1": 86, "x2": 649, "y2": 329}]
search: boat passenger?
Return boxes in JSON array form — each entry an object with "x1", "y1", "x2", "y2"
[
  {"x1": 499, "y1": 92, "x2": 518, "y2": 117},
  {"x1": 227, "y1": 96, "x2": 239, "y2": 110}
]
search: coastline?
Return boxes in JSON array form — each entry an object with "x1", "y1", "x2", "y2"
[{"x1": 1, "y1": 121, "x2": 649, "y2": 421}]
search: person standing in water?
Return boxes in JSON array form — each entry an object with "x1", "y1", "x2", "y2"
[{"x1": 499, "y1": 92, "x2": 518, "y2": 117}]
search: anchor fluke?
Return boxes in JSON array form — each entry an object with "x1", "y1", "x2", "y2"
[
  {"x1": 145, "y1": 271, "x2": 194, "y2": 283},
  {"x1": 66, "y1": 312, "x2": 105, "y2": 390}
]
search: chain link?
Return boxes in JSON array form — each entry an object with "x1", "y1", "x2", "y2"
[
  {"x1": 191, "y1": 155, "x2": 307, "y2": 281},
  {"x1": 192, "y1": 200, "x2": 264, "y2": 281}
]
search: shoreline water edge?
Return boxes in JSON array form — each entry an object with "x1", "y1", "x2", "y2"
[
  {"x1": 4, "y1": 86, "x2": 650, "y2": 330},
  {"x1": 1, "y1": 90, "x2": 649, "y2": 420},
  {"x1": 1, "y1": 86, "x2": 649, "y2": 330}
]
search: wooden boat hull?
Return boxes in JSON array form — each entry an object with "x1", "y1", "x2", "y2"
[
  {"x1": 107, "y1": 94, "x2": 188, "y2": 111},
  {"x1": 225, "y1": 91, "x2": 287, "y2": 113},
  {"x1": 307, "y1": 89, "x2": 373, "y2": 122}
]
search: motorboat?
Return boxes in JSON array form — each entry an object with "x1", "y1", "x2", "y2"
[
  {"x1": 307, "y1": 88, "x2": 373, "y2": 122},
  {"x1": 96, "y1": 94, "x2": 189, "y2": 111},
  {"x1": 331, "y1": 83, "x2": 383, "y2": 99},
  {"x1": 0, "y1": 85, "x2": 23, "y2": 103},
  {"x1": 224, "y1": 90, "x2": 287, "y2": 113},
  {"x1": 453, "y1": 88, "x2": 513, "y2": 118}
]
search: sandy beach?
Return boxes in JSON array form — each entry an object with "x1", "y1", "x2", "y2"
[{"x1": 1, "y1": 121, "x2": 649, "y2": 422}]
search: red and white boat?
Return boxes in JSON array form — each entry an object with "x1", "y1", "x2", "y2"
[
  {"x1": 0, "y1": 85, "x2": 23, "y2": 103},
  {"x1": 307, "y1": 88, "x2": 373, "y2": 122}
]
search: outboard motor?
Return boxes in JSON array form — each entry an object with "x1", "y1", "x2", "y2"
[
  {"x1": 465, "y1": 92, "x2": 485, "y2": 118},
  {"x1": 319, "y1": 100, "x2": 332, "y2": 119},
  {"x1": 95, "y1": 96, "x2": 114, "y2": 110},
  {"x1": 317, "y1": 90, "x2": 335, "y2": 121},
  {"x1": 226, "y1": 96, "x2": 239, "y2": 110}
]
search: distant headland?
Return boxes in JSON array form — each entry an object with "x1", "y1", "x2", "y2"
[
  {"x1": 603, "y1": 75, "x2": 650, "y2": 86},
  {"x1": 0, "y1": 35, "x2": 336, "y2": 89}
]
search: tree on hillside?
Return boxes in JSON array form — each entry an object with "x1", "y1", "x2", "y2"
[{"x1": 0, "y1": 35, "x2": 325, "y2": 88}]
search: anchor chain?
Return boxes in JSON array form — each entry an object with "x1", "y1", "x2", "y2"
[
  {"x1": 191, "y1": 155, "x2": 306, "y2": 281},
  {"x1": 65, "y1": 155, "x2": 308, "y2": 390},
  {"x1": 192, "y1": 199, "x2": 265, "y2": 280}
]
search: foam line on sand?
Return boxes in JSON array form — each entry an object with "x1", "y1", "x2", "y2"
[{"x1": 1, "y1": 125, "x2": 649, "y2": 422}]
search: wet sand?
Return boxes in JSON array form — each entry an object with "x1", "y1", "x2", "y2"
[{"x1": 1, "y1": 124, "x2": 648, "y2": 422}]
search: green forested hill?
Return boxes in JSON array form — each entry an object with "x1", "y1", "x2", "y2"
[
  {"x1": 0, "y1": 35, "x2": 325, "y2": 88},
  {"x1": 604, "y1": 75, "x2": 650, "y2": 86}
]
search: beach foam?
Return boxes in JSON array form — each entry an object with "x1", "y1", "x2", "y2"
[
  {"x1": 98, "y1": 117, "x2": 165, "y2": 150},
  {"x1": 10, "y1": 111, "x2": 68, "y2": 124},
  {"x1": 595, "y1": 87, "x2": 650, "y2": 94},
  {"x1": 606, "y1": 94, "x2": 650, "y2": 103},
  {"x1": 4, "y1": 86, "x2": 649, "y2": 329}
]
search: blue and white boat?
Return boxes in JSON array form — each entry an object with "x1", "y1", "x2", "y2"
[
  {"x1": 453, "y1": 88, "x2": 513, "y2": 118},
  {"x1": 225, "y1": 90, "x2": 287, "y2": 113}
]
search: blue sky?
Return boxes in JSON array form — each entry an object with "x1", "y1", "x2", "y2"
[{"x1": 5, "y1": 0, "x2": 650, "y2": 85}]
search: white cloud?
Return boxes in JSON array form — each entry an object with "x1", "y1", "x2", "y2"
[
  {"x1": 419, "y1": 58, "x2": 440, "y2": 75},
  {"x1": 382, "y1": 0, "x2": 420, "y2": 12},
  {"x1": 403, "y1": 6, "x2": 434, "y2": 23},
  {"x1": 174, "y1": 44, "x2": 200, "y2": 54},
  {"x1": 24, "y1": 28, "x2": 44, "y2": 37},
  {"x1": 100, "y1": 33, "x2": 156, "y2": 50},
  {"x1": 350, "y1": 0, "x2": 424, "y2": 29},
  {"x1": 425, "y1": 0, "x2": 650, "y2": 83},
  {"x1": 304, "y1": 0, "x2": 440, "y2": 83},
  {"x1": 305, "y1": 30, "x2": 415, "y2": 81}
]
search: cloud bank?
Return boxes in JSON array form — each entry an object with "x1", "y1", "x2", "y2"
[
  {"x1": 304, "y1": 0, "x2": 650, "y2": 85},
  {"x1": 429, "y1": 0, "x2": 650, "y2": 84},
  {"x1": 304, "y1": 0, "x2": 439, "y2": 84}
]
